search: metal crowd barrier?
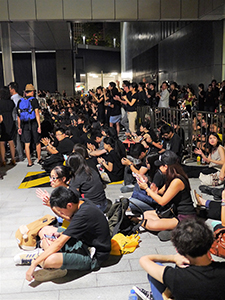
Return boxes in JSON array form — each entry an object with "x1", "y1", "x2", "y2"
[
  {"x1": 150, "y1": 107, "x2": 225, "y2": 162},
  {"x1": 191, "y1": 110, "x2": 225, "y2": 159}
]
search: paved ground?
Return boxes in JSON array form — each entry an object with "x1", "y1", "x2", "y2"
[{"x1": 0, "y1": 159, "x2": 218, "y2": 300}]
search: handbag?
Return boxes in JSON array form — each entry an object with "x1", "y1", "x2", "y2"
[
  {"x1": 199, "y1": 171, "x2": 223, "y2": 186},
  {"x1": 210, "y1": 227, "x2": 225, "y2": 258},
  {"x1": 156, "y1": 203, "x2": 177, "y2": 219}
]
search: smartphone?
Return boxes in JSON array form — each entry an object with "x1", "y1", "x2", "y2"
[{"x1": 44, "y1": 234, "x2": 57, "y2": 239}]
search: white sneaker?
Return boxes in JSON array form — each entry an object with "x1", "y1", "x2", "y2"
[
  {"x1": 33, "y1": 268, "x2": 67, "y2": 282},
  {"x1": 14, "y1": 249, "x2": 43, "y2": 265}
]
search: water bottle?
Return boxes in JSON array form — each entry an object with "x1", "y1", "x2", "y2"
[
  {"x1": 128, "y1": 289, "x2": 138, "y2": 300},
  {"x1": 197, "y1": 155, "x2": 201, "y2": 165}
]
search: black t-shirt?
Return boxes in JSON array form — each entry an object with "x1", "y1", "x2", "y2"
[
  {"x1": 69, "y1": 168, "x2": 107, "y2": 206},
  {"x1": 169, "y1": 89, "x2": 178, "y2": 107},
  {"x1": 56, "y1": 137, "x2": 74, "y2": 155},
  {"x1": 163, "y1": 261, "x2": 225, "y2": 300},
  {"x1": 63, "y1": 199, "x2": 111, "y2": 264},
  {"x1": 138, "y1": 91, "x2": 147, "y2": 106},
  {"x1": 162, "y1": 133, "x2": 183, "y2": 158},
  {"x1": 110, "y1": 98, "x2": 121, "y2": 116},
  {"x1": 105, "y1": 149, "x2": 124, "y2": 182},
  {"x1": 126, "y1": 92, "x2": 138, "y2": 112}
]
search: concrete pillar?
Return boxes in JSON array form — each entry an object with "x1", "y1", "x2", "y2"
[
  {"x1": 31, "y1": 48, "x2": 38, "y2": 91},
  {"x1": 0, "y1": 23, "x2": 14, "y2": 85},
  {"x1": 56, "y1": 50, "x2": 74, "y2": 96},
  {"x1": 222, "y1": 20, "x2": 225, "y2": 80}
]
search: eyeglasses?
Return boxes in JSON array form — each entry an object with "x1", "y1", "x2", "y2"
[{"x1": 50, "y1": 176, "x2": 59, "y2": 181}]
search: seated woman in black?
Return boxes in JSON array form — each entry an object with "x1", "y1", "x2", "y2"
[
  {"x1": 97, "y1": 136, "x2": 124, "y2": 182},
  {"x1": 67, "y1": 152, "x2": 108, "y2": 212},
  {"x1": 138, "y1": 150, "x2": 195, "y2": 232}
]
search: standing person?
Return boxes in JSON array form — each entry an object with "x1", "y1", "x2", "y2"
[
  {"x1": 114, "y1": 82, "x2": 138, "y2": 133},
  {"x1": 185, "y1": 86, "x2": 195, "y2": 114},
  {"x1": 107, "y1": 82, "x2": 121, "y2": 136},
  {"x1": 17, "y1": 84, "x2": 42, "y2": 167},
  {"x1": 198, "y1": 83, "x2": 206, "y2": 111},
  {"x1": 125, "y1": 82, "x2": 139, "y2": 133},
  {"x1": 157, "y1": 82, "x2": 169, "y2": 108},
  {"x1": 169, "y1": 82, "x2": 178, "y2": 108},
  {"x1": 138, "y1": 82, "x2": 148, "y2": 106},
  {"x1": 0, "y1": 87, "x2": 16, "y2": 166},
  {"x1": 135, "y1": 218, "x2": 225, "y2": 300},
  {"x1": 146, "y1": 83, "x2": 156, "y2": 108},
  {"x1": 204, "y1": 84, "x2": 215, "y2": 112},
  {"x1": 8, "y1": 82, "x2": 23, "y2": 161},
  {"x1": 90, "y1": 86, "x2": 105, "y2": 123}
]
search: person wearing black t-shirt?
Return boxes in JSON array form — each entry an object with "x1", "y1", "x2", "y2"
[
  {"x1": 160, "y1": 124, "x2": 183, "y2": 159},
  {"x1": 125, "y1": 82, "x2": 139, "y2": 133},
  {"x1": 67, "y1": 152, "x2": 108, "y2": 212},
  {"x1": 17, "y1": 84, "x2": 42, "y2": 167},
  {"x1": 169, "y1": 82, "x2": 178, "y2": 108},
  {"x1": 138, "y1": 82, "x2": 148, "y2": 106},
  {"x1": 107, "y1": 82, "x2": 121, "y2": 135},
  {"x1": 97, "y1": 136, "x2": 124, "y2": 182},
  {"x1": 136, "y1": 218, "x2": 225, "y2": 300},
  {"x1": 25, "y1": 187, "x2": 111, "y2": 282},
  {"x1": 41, "y1": 127, "x2": 74, "y2": 156},
  {"x1": 198, "y1": 83, "x2": 206, "y2": 111}
]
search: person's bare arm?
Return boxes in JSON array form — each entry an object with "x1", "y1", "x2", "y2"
[
  {"x1": 35, "y1": 108, "x2": 41, "y2": 133},
  {"x1": 139, "y1": 254, "x2": 190, "y2": 284},
  {"x1": 26, "y1": 234, "x2": 70, "y2": 281},
  {"x1": 138, "y1": 178, "x2": 185, "y2": 206},
  {"x1": 89, "y1": 148, "x2": 107, "y2": 157}
]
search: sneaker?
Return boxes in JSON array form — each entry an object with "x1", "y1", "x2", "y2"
[
  {"x1": 14, "y1": 249, "x2": 43, "y2": 265},
  {"x1": 33, "y1": 268, "x2": 67, "y2": 282},
  {"x1": 132, "y1": 286, "x2": 152, "y2": 300}
]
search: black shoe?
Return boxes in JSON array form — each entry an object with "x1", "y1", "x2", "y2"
[
  {"x1": 27, "y1": 163, "x2": 34, "y2": 167},
  {"x1": 199, "y1": 185, "x2": 214, "y2": 195},
  {"x1": 37, "y1": 158, "x2": 44, "y2": 165},
  {"x1": 212, "y1": 188, "x2": 223, "y2": 200},
  {"x1": 158, "y1": 230, "x2": 172, "y2": 242}
]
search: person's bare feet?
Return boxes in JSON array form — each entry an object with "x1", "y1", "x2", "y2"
[{"x1": 194, "y1": 190, "x2": 206, "y2": 206}]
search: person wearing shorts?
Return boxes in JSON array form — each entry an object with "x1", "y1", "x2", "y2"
[
  {"x1": 25, "y1": 187, "x2": 111, "y2": 282},
  {"x1": 17, "y1": 84, "x2": 42, "y2": 166}
]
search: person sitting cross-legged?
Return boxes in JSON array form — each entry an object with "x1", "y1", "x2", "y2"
[
  {"x1": 134, "y1": 218, "x2": 225, "y2": 300},
  {"x1": 25, "y1": 187, "x2": 111, "y2": 282}
]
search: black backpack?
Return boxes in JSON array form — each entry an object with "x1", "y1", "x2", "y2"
[{"x1": 106, "y1": 198, "x2": 143, "y2": 237}]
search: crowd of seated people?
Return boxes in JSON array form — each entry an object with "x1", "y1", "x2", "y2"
[{"x1": 2, "y1": 78, "x2": 225, "y2": 292}]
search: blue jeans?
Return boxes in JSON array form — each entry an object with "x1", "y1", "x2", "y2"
[
  {"x1": 129, "y1": 184, "x2": 157, "y2": 212},
  {"x1": 148, "y1": 263, "x2": 166, "y2": 300}
]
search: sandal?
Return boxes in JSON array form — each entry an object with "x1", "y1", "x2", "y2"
[
  {"x1": 27, "y1": 163, "x2": 34, "y2": 167},
  {"x1": 194, "y1": 190, "x2": 203, "y2": 207}
]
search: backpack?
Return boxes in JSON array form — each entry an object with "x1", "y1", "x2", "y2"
[
  {"x1": 106, "y1": 197, "x2": 143, "y2": 237},
  {"x1": 42, "y1": 153, "x2": 64, "y2": 174},
  {"x1": 18, "y1": 97, "x2": 36, "y2": 122},
  {"x1": 210, "y1": 227, "x2": 225, "y2": 258},
  {"x1": 15, "y1": 214, "x2": 56, "y2": 250}
]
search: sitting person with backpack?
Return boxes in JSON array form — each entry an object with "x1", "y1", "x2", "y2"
[
  {"x1": 25, "y1": 187, "x2": 111, "y2": 282},
  {"x1": 17, "y1": 84, "x2": 42, "y2": 167}
]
